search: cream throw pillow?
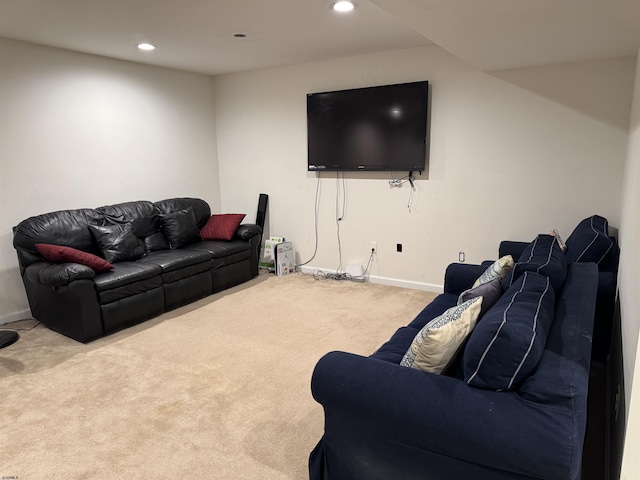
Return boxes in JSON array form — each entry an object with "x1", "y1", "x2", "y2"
[
  {"x1": 401, "y1": 297, "x2": 483, "y2": 374},
  {"x1": 473, "y1": 255, "x2": 514, "y2": 287}
]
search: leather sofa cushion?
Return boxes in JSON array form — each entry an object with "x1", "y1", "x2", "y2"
[
  {"x1": 211, "y1": 250, "x2": 250, "y2": 269},
  {"x1": 162, "y1": 261, "x2": 212, "y2": 284},
  {"x1": 131, "y1": 215, "x2": 170, "y2": 252},
  {"x1": 139, "y1": 249, "x2": 212, "y2": 273},
  {"x1": 154, "y1": 198, "x2": 211, "y2": 229},
  {"x1": 98, "y1": 275, "x2": 163, "y2": 304},
  {"x1": 95, "y1": 201, "x2": 156, "y2": 223},
  {"x1": 158, "y1": 208, "x2": 202, "y2": 249},
  {"x1": 186, "y1": 239, "x2": 250, "y2": 259},
  {"x1": 93, "y1": 262, "x2": 162, "y2": 292},
  {"x1": 89, "y1": 224, "x2": 145, "y2": 263}
]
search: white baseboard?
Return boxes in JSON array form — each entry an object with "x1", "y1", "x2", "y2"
[
  {"x1": 0, "y1": 309, "x2": 33, "y2": 326},
  {"x1": 297, "y1": 266, "x2": 443, "y2": 293}
]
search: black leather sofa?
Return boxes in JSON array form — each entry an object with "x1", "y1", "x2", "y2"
[{"x1": 13, "y1": 198, "x2": 262, "y2": 343}]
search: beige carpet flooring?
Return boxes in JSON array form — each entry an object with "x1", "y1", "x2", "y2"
[{"x1": 0, "y1": 273, "x2": 436, "y2": 479}]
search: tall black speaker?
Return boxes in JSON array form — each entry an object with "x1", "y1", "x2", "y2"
[{"x1": 256, "y1": 193, "x2": 268, "y2": 232}]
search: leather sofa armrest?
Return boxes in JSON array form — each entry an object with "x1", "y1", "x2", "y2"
[
  {"x1": 235, "y1": 223, "x2": 262, "y2": 240},
  {"x1": 443, "y1": 263, "x2": 486, "y2": 295},
  {"x1": 25, "y1": 261, "x2": 95, "y2": 287}
]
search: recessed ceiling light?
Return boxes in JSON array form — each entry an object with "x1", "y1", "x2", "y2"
[
  {"x1": 332, "y1": 1, "x2": 355, "y2": 12},
  {"x1": 136, "y1": 43, "x2": 156, "y2": 51}
]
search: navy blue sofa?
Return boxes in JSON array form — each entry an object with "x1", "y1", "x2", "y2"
[{"x1": 309, "y1": 219, "x2": 616, "y2": 480}]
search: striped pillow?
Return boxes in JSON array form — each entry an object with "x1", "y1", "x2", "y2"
[
  {"x1": 463, "y1": 271, "x2": 555, "y2": 391},
  {"x1": 565, "y1": 215, "x2": 613, "y2": 265},
  {"x1": 503, "y1": 234, "x2": 567, "y2": 292}
]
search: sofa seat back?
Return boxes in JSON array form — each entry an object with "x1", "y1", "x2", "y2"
[
  {"x1": 96, "y1": 200, "x2": 156, "y2": 224},
  {"x1": 13, "y1": 208, "x2": 103, "y2": 271},
  {"x1": 154, "y1": 197, "x2": 211, "y2": 229}
]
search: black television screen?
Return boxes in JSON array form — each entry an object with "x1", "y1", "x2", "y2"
[{"x1": 307, "y1": 81, "x2": 429, "y2": 172}]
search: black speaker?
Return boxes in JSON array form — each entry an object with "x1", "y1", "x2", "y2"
[{"x1": 256, "y1": 193, "x2": 268, "y2": 232}]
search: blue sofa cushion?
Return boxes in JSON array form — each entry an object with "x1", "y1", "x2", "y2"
[
  {"x1": 464, "y1": 271, "x2": 555, "y2": 391},
  {"x1": 504, "y1": 234, "x2": 567, "y2": 292},
  {"x1": 565, "y1": 214, "x2": 614, "y2": 265}
]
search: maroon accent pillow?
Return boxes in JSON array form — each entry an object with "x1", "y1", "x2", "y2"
[
  {"x1": 35, "y1": 243, "x2": 113, "y2": 272},
  {"x1": 200, "y1": 214, "x2": 246, "y2": 241}
]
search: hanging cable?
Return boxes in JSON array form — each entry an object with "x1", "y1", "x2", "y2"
[
  {"x1": 296, "y1": 173, "x2": 322, "y2": 267},
  {"x1": 335, "y1": 172, "x2": 346, "y2": 273}
]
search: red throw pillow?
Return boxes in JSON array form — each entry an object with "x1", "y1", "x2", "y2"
[
  {"x1": 35, "y1": 243, "x2": 113, "y2": 272},
  {"x1": 200, "y1": 214, "x2": 246, "y2": 241}
]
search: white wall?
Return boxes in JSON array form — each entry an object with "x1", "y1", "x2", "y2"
[
  {"x1": 0, "y1": 38, "x2": 220, "y2": 323},
  {"x1": 213, "y1": 46, "x2": 634, "y2": 290},
  {"x1": 620, "y1": 47, "x2": 640, "y2": 480}
]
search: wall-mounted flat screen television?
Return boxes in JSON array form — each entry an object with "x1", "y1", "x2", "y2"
[{"x1": 307, "y1": 81, "x2": 429, "y2": 172}]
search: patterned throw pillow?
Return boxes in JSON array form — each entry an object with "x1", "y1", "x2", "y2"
[
  {"x1": 401, "y1": 297, "x2": 483, "y2": 374},
  {"x1": 200, "y1": 214, "x2": 246, "y2": 241},
  {"x1": 473, "y1": 255, "x2": 514, "y2": 287},
  {"x1": 35, "y1": 243, "x2": 113, "y2": 272}
]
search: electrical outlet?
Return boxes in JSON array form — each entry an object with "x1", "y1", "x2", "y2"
[
  {"x1": 459, "y1": 251, "x2": 465, "y2": 262},
  {"x1": 370, "y1": 242, "x2": 377, "y2": 254}
]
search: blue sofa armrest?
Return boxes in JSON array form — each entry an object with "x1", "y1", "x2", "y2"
[
  {"x1": 443, "y1": 263, "x2": 486, "y2": 295},
  {"x1": 311, "y1": 351, "x2": 575, "y2": 479},
  {"x1": 592, "y1": 270, "x2": 617, "y2": 359}
]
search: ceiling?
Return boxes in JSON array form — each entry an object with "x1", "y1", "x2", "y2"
[{"x1": 0, "y1": 0, "x2": 639, "y2": 76}]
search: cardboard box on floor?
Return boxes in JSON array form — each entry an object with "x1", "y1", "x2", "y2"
[
  {"x1": 275, "y1": 241, "x2": 295, "y2": 276},
  {"x1": 260, "y1": 236, "x2": 285, "y2": 272}
]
